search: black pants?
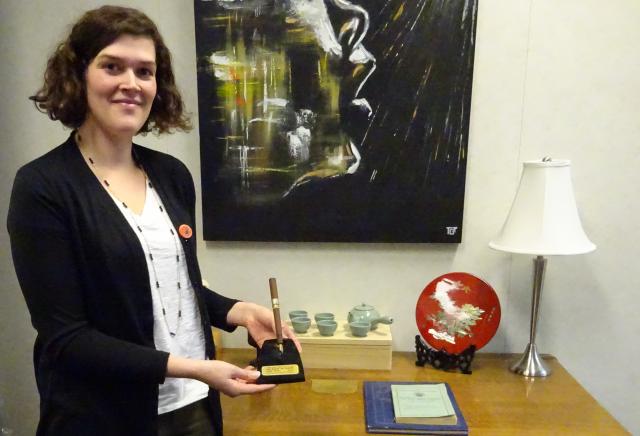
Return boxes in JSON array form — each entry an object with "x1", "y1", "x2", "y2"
[{"x1": 158, "y1": 398, "x2": 217, "y2": 436}]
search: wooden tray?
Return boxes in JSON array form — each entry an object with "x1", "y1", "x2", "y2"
[{"x1": 289, "y1": 320, "x2": 392, "y2": 370}]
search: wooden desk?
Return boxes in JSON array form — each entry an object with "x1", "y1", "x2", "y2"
[{"x1": 218, "y1": 348, "x2": 627, "y2": 435}]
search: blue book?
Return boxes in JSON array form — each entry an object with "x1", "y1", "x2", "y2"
[{"x1": 364, "y1": 381, "x2": 468, "y2": 435}]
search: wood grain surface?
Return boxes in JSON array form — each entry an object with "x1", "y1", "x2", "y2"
[{"x1": 218, "y1": 348, "x2": 628, "y2": 435}]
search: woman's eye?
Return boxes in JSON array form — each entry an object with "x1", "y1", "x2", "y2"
[
  {"x1": 104, "y1": 63, "x2": 121, "y2": 73},
  {"x1": 138, "y1": 68, "x2": 154, "y2": 78}
]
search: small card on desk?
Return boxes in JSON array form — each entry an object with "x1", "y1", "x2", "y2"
[{"x1": 391, "y1": 383, "x2": 457, "y2": 425}]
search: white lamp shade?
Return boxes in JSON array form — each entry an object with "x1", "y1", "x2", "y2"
[{"x1": 489, "y1": 159, "x2": 596, "y2": 255}]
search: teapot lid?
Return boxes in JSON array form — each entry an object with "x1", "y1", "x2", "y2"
[{"x1": 353, "y1": 303, "x2": 374, "y2": 311}]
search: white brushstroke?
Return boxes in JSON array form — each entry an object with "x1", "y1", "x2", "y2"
[
  {"x1": 287, "y1": 126, "x2": 311, "y2": 162},
  {"x1": 287, "y1": 109, "x2": 315, "y2": 163},
  {"x1": 209, "y1": 52, "x2": 234, "y2": 80},
  {"x1": 288, "y1": 0, "x2": 376, "y2": 71},
  {"x1": 288, "y1": 0, "x2": 342, "y2": 57},
  {"x1": 346, "y1": 140, "x2": 361, "y2": 174},
  {"x1": 256, "y1": 98, "x2": 289, "y2": 108},
  {"x1": 216, "y1": 0, "x2": 269, "y2": 12},
  {"x1": 428, "y1": 328, "x2": 456, "y2": 344}
]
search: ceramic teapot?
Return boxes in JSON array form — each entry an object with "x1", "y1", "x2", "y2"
[{"x1": 347, "y1": 303, "x2": 394, "y2": 330}]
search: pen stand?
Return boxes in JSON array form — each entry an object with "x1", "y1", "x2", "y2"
[
  {"x1": 414, "y1": 335, "x2": 475, "y2": 374},
  {"x1": 253, "y1": 338, "x2": 305, "y2": 384}
]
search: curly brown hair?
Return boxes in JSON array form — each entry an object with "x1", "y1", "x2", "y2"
[{"x1": 30, "y1": 5, "x2": 191, "y2": 134}]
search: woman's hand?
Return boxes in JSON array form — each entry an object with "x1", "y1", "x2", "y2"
[
  {"x1": 167, "y1": 355, "x2": 275, "y2": 397},
  {"x1": 227, "y1": 302, "x2": 302, "y2": 352},
  {"x1": 197, "y1": 361, "x2": 275, "y2": 397}
]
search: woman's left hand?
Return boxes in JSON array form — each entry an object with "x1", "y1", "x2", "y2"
[{"x1": 227, "y1": 302, "x2": 302, "y2": 352}]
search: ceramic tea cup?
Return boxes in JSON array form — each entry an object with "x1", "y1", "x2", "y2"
[
  {"x1": 349, "y1": 321, "x2": 370, "y2": 337},
  {"x1": 289, "y1": 310, "x2": 308, "y2": 321},
  {"x1": 291, "y1": 317, "x2": 311, "y2": 333},
  {"x1": 314, "y1": 312, "x2": 335, "y2": 323},
  {"x1": 317, "y1": 320, "x2": 338, "y2": 336}
]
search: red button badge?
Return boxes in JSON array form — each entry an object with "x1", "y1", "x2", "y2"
[{"x1": 178, "y1": 224, "x2": 193, "y2": 239}]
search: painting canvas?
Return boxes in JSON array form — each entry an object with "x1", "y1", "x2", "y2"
[{"x1": 194, "y1": 0, "x2": 478, "y2": 242}]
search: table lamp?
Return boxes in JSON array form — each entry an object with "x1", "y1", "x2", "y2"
[{"x1": 489, "y1": 158, "x2": 596, "y2": 377}]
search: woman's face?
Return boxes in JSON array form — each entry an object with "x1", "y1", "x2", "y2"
[{"x1": 84, "y1": 35, "x2": 157, "y2": 137}]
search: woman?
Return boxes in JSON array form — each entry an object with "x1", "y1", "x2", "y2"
[{"x1": 7, "y1": 5, "x2": 299, "y2": 436}]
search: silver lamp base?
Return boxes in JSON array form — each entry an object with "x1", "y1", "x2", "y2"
[
  {"x1": 510, "y1": 343, "x2": 551, "y2": 377},
  {"x1": 510, "y1": 256, "x2": 552, "y2": 377}
]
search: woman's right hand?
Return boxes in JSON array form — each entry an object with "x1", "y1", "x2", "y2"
[
  {"x1": 166, "y1": 355, "x2": 275, "y2": 397},
  {"x1": 197, "y1": 360, "x2": 276, "y2": 397}
]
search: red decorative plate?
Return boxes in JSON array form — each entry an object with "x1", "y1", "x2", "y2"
[{"x1": 416, "y1": 272, "x2": 501, "y2": 354}]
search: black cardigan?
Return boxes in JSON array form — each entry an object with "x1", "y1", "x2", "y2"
[{"x1": 7, "y1": 134, "x2": 239, "y2": 436}]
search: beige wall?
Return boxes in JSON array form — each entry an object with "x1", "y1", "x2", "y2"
[{"x1": 1, "y1": 1, "x2": 638, "y2": 434}]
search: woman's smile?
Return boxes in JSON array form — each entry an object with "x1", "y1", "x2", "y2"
[{"x1": 112, "y1": 98, "x2": 141, "y2": 106}]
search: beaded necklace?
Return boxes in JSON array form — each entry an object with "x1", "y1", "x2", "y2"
[{"x1": 77, "y1": 133, "x2": 183, "y2": 337}]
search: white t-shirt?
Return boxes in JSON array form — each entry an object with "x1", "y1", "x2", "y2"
[{"x1": 110, "y1": 184, "x2": 209, "y2": 414}]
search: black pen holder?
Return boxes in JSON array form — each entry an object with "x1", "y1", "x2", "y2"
[{"x1": 254, "y1": 338, "x2": 305, "y2": 384}]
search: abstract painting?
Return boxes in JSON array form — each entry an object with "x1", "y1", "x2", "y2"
[{"x1": 194, "y1": 0, "x2": 478, "y2": 242}]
